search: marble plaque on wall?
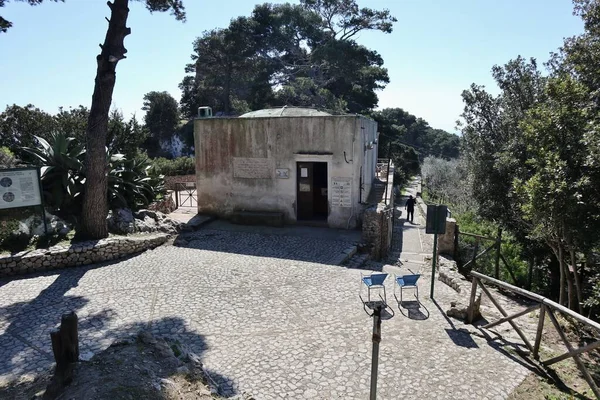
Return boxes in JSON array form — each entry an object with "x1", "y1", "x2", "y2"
[
  {"x1": 331, "y1": 177, "x2": 352, "y2": 208},
  {"x1": 233, "y1": 157, "x2": 272, "y2": 179}
]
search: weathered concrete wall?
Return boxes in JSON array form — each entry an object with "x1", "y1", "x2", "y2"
[
  {"x1": 359, "y1": 118, "x2": 379, "y2": 203},
  {"x1": 194, "y1": 115, "x2": 378, "y2": 229},
  {"x1": 0, "y1": 234, "x2": 169, "y2": 277}
]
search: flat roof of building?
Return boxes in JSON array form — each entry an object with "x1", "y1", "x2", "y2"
[{"x1": 239, "y1": 107, "x2": 332, "y2": 118}]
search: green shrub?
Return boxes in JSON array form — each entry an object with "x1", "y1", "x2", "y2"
[
  {"x1": 455, "y1": 211, "x2": 528, "y2": 286},
  {"x1": 0, "y1": 146, "x2": 16, "y2": 168},
  {"x1": 108, "y1": 153, "x2": 166, "y2": 211},
  {"x1": 22, "y1": 133, "x2": 166, "y2": 216},
  {"x1": 150, "y1": 156, "x2": 195, "y2": 176},
  {"x1": 21, "y1": 132, "x2": 85, "y2": 214}
]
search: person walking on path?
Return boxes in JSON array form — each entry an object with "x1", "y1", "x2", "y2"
[{"x1": 405, "y1": 195, "x2": 416, "y2": 223}]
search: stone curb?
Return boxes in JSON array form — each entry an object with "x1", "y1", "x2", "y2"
[
  {"x1": 332, "y1": 245, "x2": 358, "y2": 265},
  {"x1": 0, "y1": 234, "x2": 170, "y2": 278}
]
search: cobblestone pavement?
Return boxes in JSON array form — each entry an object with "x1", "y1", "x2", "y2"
[{"x1": 0, "y1": 207, "x2": 534, "y2": 399}]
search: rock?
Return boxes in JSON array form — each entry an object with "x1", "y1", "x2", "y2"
[
  {"x1": 9, "y1": 211, "x2": 71, "y2": 240},
  {"x1": 155, "y1": 341, "x2": 174, "y2": 359},
  {"x1": 107, "y1": 208, "x2": 135, "y2": 234},
  {"x1": 176, "y1": 365, "x2": 190, "y2": 375},
  {"x1": 134, "y1": 209, "x2": 158, "y2": 220},
  {"x1": 79, "y1": 351, "x2": 94, "y2": 362},
  {"x1": 137, "y1": 331, "x2": 157, "y2": 345},
  {"x1": 446, "y1": 293, "x2": 481, "y2": 322},
  {"x1": 159, "y1": 378, "x2": 176, "y2": 388}
]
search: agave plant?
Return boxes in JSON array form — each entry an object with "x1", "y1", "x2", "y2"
[
  {"x1": 108, "y1": 153, "x2": 166, "y2": 211},
  {"x1": 21, "y1": 132, "x2": 86, "y2": 213},
  {"x1": 22, "y1": 133, "x2": 166, "y2": 216}
]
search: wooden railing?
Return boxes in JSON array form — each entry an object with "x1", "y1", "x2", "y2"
[{"x1": 467, "y1": 271, "x2": 600, "y2": 398}]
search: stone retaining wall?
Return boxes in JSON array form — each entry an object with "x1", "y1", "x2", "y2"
[
  {"x1": 164, "y1": 175, "x2": 196, "y2": 190},
  {"x1": 362, "y1": 204, "x2": 393, "y2": 261},
  {"x1": 0, "y1": 234, "x2": 169, "y2": 277}
]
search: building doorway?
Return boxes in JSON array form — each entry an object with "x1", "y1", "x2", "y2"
[{"x1": 297, "y1": 162, "x2": 328, "y2": 221}]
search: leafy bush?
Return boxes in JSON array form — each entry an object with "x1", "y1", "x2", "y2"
[
  {"x1": 150, "y1": 156, "x2": 195, "y2": 176},
  {"x1": 0, "y1": 146, "x2": 17, "y2": 168},
  {"x1": 109, "y1": 153, "x2": 166, "y2": 210},
  {"x1": 21, "y1": 133, "x2": 85, "y2": 214},
  {"x1": 455, "y1": 211, "x2": 528, "y2": 286},
  {"x1": 22, "y1": 133, "x2": 166, "y2": 216}
]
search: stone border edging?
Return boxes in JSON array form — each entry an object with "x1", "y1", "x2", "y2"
[{"x1": 0, "y1": 234, "x2": 169, "y2": 277}]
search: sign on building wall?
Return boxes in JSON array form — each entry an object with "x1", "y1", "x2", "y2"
[
  {"x1": 233, "y1": 158, "x2": 272, "y2": 179},
  {"x1": 275, "y1": 168, "x2": 289, "y2": 179},
  {"x1": 331, "y1": 177, "x2": 352, "y2": 208},
  {"x1": 0, "y1": 167, "x2": 42, "y2": 210}
]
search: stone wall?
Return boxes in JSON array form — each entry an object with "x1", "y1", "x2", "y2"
[
  {"x1": 0, "y1": 234, "x2": 169, "y2": 277},
  {"x1": 438, "y1": 218, "x2": 457, "y2": 256},
  {"x1": 361, "y1": 164, "x2": 394, "y2": 260},
  {"x1": 164, "y1": 175, "x2": 196, "y2": 190},
  {"x1": 437, "y1": 255, "x2": 482, "y2": 322},
  {"x1": 362, "y1": 204, "x2": 393, "y2": 261},
  {"x1": 148, "y1": 196, "x2": 177, "y2": 214}
]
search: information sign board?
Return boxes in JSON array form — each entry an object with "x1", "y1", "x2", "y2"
[
  {"x1": 426, "y1": 205, "x2": 448, "y2": 234},
  {"x1": 0, "y1": 167, "x2": 42, "y2": 210}
]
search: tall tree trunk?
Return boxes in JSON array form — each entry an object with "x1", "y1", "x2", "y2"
[
  {"x1": 556, "y1": 243, "x2": 566, "y2": 306},
  {"x1": 224, "y1": 64, "x2": 232, "y2": 114},
  {"x1": 558, "y1": 242, "x2": 574, "y2": 309},
  {"x1": 570, "y1": 247, "x2": 583, "y2": 314},
  {"x1": 552, "y1": 242, "x2": 566, "y2": 306},
  {"x1": 79, "y1": 0, "x2": 131, "y2": 239}
]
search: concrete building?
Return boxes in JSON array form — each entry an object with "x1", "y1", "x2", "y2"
[{"x1": 193, "y1": 107, "x2": 380, "y2": 229}]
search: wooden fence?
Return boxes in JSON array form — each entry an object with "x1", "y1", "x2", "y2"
[{"x1": 467, "y1": 271, "x2": 600, "y2": 398}]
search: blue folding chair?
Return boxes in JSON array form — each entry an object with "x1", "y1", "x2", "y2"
[
  {"x1": 360, "y1": 273, "x2": 388, "y2": 305},
  {"x1": 394, "y1": 274, "x2": 421, "y2": 303}
]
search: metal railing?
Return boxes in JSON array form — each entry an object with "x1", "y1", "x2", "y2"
[{"x1": 467, "y1": 271, "x2": 600, "y2": 398}]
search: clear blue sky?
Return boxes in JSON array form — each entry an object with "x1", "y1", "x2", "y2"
[{"x1": 0, "y1": 0, "x2": 584, "y2": 133}]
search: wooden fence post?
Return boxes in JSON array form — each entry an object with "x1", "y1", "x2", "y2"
[
  {"x1": 454, "y1": 224, "x2": 460, "y2": 261},
  {"x1": 44, "y1": 312, "x2": 79, "y2": 399},
  {"x1": 471, "y1": 238, "x2": 479, "y2": 271},
  {"x1": 533, "y1": 304, "x2": 546, "y2": 360},
  {"x1": 494, "y1": 228, "x2": 502, "y2": 279},
  {"x1": 467, "y1": 276, "x2": 479, "y2": 324}
]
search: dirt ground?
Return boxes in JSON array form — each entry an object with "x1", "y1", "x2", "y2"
[{"x1": 0, "y1": 331, "x2": 252, "y2": 400}]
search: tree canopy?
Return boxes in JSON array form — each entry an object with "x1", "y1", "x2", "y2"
[
  {"x1": 180, "y1": 0, "x2": 395, "y2": 117},
  {"x1": 458, "y1": 0, "x2": 600, "y2": 311},
  {"x1": 371, "y1": 107, "x2": 460, "y2": 181},
  {"x1": 142, "y1": 91, "x2": 180, "y2": 154}
]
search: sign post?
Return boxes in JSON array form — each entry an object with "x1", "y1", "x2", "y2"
[
  {"x1": 426, "y1": 205, "x2": 448, "y2": 300},
  {"x1": 369, "y1": 304, "x2": 383, "y2": 400}
]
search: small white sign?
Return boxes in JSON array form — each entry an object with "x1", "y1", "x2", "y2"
[
  {"x1": 300, "y1": 168, "x2": 308, "y2": 178},
  {"x1": 299, "y1": 183, "x2": 311, "y2": 192},
  {"x1": 276, "y1": 168, "x2": 289, "y2": 179},
  {"x1": 0, "y1": 168, "x2": 42, "y2": 210}
]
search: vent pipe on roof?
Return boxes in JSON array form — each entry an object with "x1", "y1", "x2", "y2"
[{"x1": 198, "y1": 106, "x2": 213, "y2": 118}]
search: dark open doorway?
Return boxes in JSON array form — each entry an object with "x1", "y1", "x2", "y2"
[{"x1": 297, "y1": 162, "x2": 328, "y2": 221}]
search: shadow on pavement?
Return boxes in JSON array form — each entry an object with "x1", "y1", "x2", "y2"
[
  {"x1": 0, "y1": 259, "x2": 235, "y2": 396},
  {"x1": 397, "y1": 300, "x2": 430, "y2": 321},
  {"x1": 172, "y1": 224, "x2": 360, "y2": 266}
]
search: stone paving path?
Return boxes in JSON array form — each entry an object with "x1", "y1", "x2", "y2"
[{"x1": 0, "y1": 187, "x2": 535, "y2": 399}]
